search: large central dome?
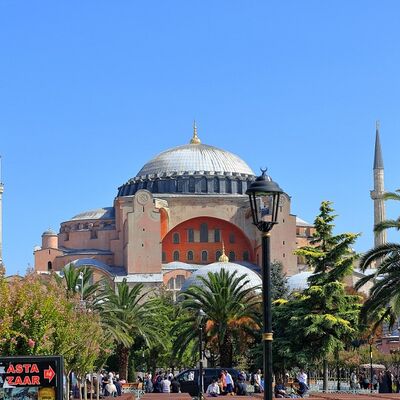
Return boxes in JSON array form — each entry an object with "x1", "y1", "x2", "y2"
[
  {"x1": 136, "y1": 143, "x2": 254, "y2": 178},
  {"x1": 117, "y1": 124, "x2": 256, "y2": 197}
]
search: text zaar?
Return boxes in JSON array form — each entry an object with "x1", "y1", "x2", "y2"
[{"x1": 5, "y1": 364, "x2": 41, "y2": 385}]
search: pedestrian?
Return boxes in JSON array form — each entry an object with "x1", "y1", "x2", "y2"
[
  {"x1": 162, "y1": 374, "x2": 171, "y2": 393},
  {"x1": 171, "y1": 377, "x2": 180, "y2": 393}
]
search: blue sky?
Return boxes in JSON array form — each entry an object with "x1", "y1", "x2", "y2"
[{"x1": 1, "y1": 1, "x2": 400, "y2": 275}]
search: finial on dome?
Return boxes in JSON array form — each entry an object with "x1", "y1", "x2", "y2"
[
  {"x1": 190, "y1": 120, "x2": 201, "y2": 144},
  {"x1": 218, "y1": 241, "x2": 229, "y2": 263}
]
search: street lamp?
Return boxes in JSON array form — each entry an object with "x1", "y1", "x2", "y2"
[
  {"x1": 246, "y1": 169, "x2": 283, "y2": 400},
  {"x1": 79, "y1": 271, "x2": 84, "y2": 302},
  {"x1": 368, "y1": 335, "x2": 374, "y2": 393},
  {"x1": 198, "y1": 308, "x2": 206, "y2": 400}
]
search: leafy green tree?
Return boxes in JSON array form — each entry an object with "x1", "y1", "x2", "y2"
[
  {"x1": 174, "y1": 268, "x2": 261, "y2": 367},
  {"x1": 271, "y1": 260, "x2": 289, "y2": 300},
  {"x1": 274, "y1": 201, "x2": 362, "y2": 390},
  {"x1": 295, "y1": 201, "x2": 359, "y2": 286},
  {"x1": 356, "y1": 190, "x2": 400, "y2": 328}
]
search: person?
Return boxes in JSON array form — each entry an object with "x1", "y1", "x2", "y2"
[
  {"x1": 144, "y1": 374, "x2": 153, "y2": 393},
  {"x1": 161, "y1": 374, "x2": 171, "y2": 393},
  {"x1": 224, "y1": 370, "x2": 235, "y2": 395},
  {"x1": 350, "y1": 370, "x2": 358, "y2": 390},
  {"x1": 293, "y1": 378, "x2": 308, "y2": 398},
  {"x1": 372, "y1": 371, "x2": 378, "y2": 390},
  {"x1": 254, "y1": 369, "x2": 263, "y2": 393},
  {"x1": 236, "y1": 376, "x2": 247, "y2": 396},
  {"x1": 206, "y1": 378, "x2": 220, "y2": 397},
  {"x1": 218, "y1": 371, "x2": 227, "y2": 394},
  {"x1": 297, "y1": 369, "x2": 307, "y2": 386},
  {"x1": 171, "y1": 377, "x2": 180, "y2": 393},
  {"x1": 274, "y1": 380, "x2": 288, "y2": 398}
]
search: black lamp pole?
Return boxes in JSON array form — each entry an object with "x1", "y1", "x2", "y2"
[
  {"x1": 369, "y1": 335, "x2": 374, "y2": 393},
  {"x1": 198, "y1": 309, "x2": 206, "y2": 400},
  {"x1": 246, "y1": 169, "x2": 283, "y2": 400}
]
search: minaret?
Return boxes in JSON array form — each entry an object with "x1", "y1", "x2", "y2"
[
  {"x1": 0, "y1": 156, "x2": 3, "y2": 266},
  {"x1": 370, "y1": 121, "x2": 387, "y2": 248}
]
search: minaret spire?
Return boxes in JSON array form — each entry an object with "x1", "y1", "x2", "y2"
[
  {"x1": 370, "y1": 121, "x2": 387, "y2": 250},
  {"x1": 190, "y1": 120, "x2": 201, "y2": 144}
]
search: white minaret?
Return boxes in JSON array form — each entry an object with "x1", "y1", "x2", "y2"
[
  {"x1": 0, "y1": 156, "x2": 3, "y2": 266},
  {"x1": 370, "y1": 121, "x2": 387, "y2": 248}
]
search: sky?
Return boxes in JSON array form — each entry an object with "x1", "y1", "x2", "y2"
[{"x1": 1, "y1": 1, "x2": 400, "y2": 275}]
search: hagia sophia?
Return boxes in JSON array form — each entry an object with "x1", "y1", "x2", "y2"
[
  {"x1": 31, "y1": 122, "x2": 385, "y2": 299},
  {"x1": 32, "y1": 123, "x2": 317, "y2": 294}
]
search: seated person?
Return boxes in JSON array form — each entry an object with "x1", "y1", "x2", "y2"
[
  {"x1": 236, "y1": 377, "x2": 247, "y2": 396},
  {"x1": 274, "y1": 380, "x2": 289, "y2": 398},
  {"x1": 293, "y1": 378, "x2": 308, "y2": 398},
  {"x1": 207, "y1": 378, "x2": 220, "y2": 397}
]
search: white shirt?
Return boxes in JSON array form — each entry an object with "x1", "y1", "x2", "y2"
[
  {"x1": 207, "y1": 382, "x2": 220, "y2": 395},
  {"x1": 162, "y1": 379, "x2": 171, "y2": 393},
  {"x1": 298, "y1": 372, "x2": 307, "y2": 385}
]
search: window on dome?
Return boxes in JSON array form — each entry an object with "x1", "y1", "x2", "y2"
[
  {"x1": 200, "y1": 224, "x2": 208, "y2": 242},
  {"x1": 216, "y1": 250, "x2": 222, "y2": 261},
  {"x1": 214, "y1": 229, "x2": 221, "y2": 242},
  {"x1": 229, "y1": 233, "x2": 235, "y2": 243},
  {"x1": 243, "y1": 251, "x2": 249, "y2": 261},
  {"x1": 162, "y1": 252, "x2": 166, "y2": 262},
  {"x1": 187, "y1": 250, "x2": 194, "y2": 261},
  {"x1": 213, "y1": 177, "x2": 220, "y2": 192},
  {"x1": 201, "y1": 177, "x2": 207, "y2": 193},
  {"x1": 175, "y1": 275, "x2": 185, "y2": 290},
  {"x1": 153, "y1": 180, "x2": 159, "y2": 193},
  {"x1": 189, "y1": 177, "x2": 195, "y2": 193},
  {"x1": 229, "y1": 251, "x2": 235, "y2": 262},
  {"x1": 173, "y1": 233, "x2": 180, "y2": 244},
  {"x1": 173, "y1": 251, "x2": 180, "y2": 261},
  {"x1": 167, "y1": 278, "x2": 174, "y2": 290},
  {"x1": 177, "y1": 177, "x2": 183, "y2": 192},
  {"x1": 188, "y1": 229, "x2": 194, "y2": 243},
  {"x1": 226, "y1": 179, "x2": 232, "y2": 193},
  {"x1": 237, "y1": 180, "x2": 242, "y2": 193},
  {"x1": 201, "y1": 251, "x2": 208, "y2": 262}
]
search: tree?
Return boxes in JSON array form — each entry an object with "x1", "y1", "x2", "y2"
[
  {"x1": 98, "y1": 279, "x2": 164, "y2": 380},
  {"x1": 274, "y1": 201, "x2": 362, "y2": 390},
  {"x1": 174, "y1": 268, "x2": 261, "y2": 367},
  {"x1": 271, "y1": 260, "x2": 289, "y2": 300},
  {"x1": 295, "y1": 201, "x2": 359, "y2": 286}
]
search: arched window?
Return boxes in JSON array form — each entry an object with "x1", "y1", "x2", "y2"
[
  {"x1": 173, "y1": 251, "x2": 180, "y2": 261},
  {"x1": 177, "y1": 177, "x2": 183, "y2": 193},
  {"x1": 229, "y1": 251, "x2": 235, "y2": 262},
  {"x1": 187, "y1": 229, "x2": 194, "y2": 243},
  {"x1": 201, "y1": 251, "x2": 208, "y2": 262},
  {"x1": 153, "y1": 180, "x2": 159, "y2": 193},
  {"x1": 175, "y1": 275, "x2": 185, "y2": 290},
  {"x1": 216, "y1": 250, "x2": 222, "y2": 261},
  {"x1": 201, "y1": 177, "x2": 207, "y2": 193},
  {"x1": 173, "y1": 233, "x2": 180, "y2": 244},
  {"x1": 162, "y1": 252, "x2": 166, "y2": 262},
  {"x1": 213, "y1": 177, "x2": 220, "y2": 192},
  {"x1": 200, "y1": 223, "x2": 208, "y2": 242},
  {"x1": 237, "y1": 180, "x2": 242, "y2": 193},
  {"x1": 167, "y1": 278, "x2": 174, "y2": 289},
  {"x1": 229, "y1": 233, "x2": 235, "y2": 243},
  {"x1": 226, "y1": 179, "x2": 232, "y2": 193},
  {"x1": 47, "y1": 261, "x2": 52, "y2": 271},
  {"x1": 243, "y1": 251, "x2": 249, "y2": 261},
  {"x1": 189, "y1": 177, "x2": 195, "y2": 193},
  {"x1": 187, "y1": 250, "x2": 194, "y2": 261},
  {"x1": 214, "y1": 229, "x2": 221, "y2": 242}
]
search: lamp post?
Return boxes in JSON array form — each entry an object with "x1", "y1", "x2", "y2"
[
  {"x1": 79, "y1": 271, "x2": 84, "y2": 302},
  {"x1": 198, "y1": 308, "x2": 206, "y2": 400},
  {"x1": 246, "y1": 169, "x2": 283, "y2": 400},
  {"x1": 368, "y1": 335, "x2": 374, "y2": 393}
]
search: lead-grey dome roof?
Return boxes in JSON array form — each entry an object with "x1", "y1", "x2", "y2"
[
  {"x1": 180, "y1": 262, "x2": 261, "y2": 293},
  {"x1": 136, "y1": 143, "x2": 254, "y2": 178}
]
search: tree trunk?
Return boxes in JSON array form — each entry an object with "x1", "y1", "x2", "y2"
[
  {"x1": 219, "y1": 333, "x2": 233, "y2": 367},
  {"x1": 118, "y1": 344, "x2": 130, "y2": 382},
  {"x1": 323, "y1": 359, "x2": 329, "y2": 392}
]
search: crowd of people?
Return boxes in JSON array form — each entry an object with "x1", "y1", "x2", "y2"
[{"x1": 350, "y1": 368, "x2": 399, "y2": 393}]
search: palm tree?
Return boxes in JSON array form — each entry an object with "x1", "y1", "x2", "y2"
[
  {"x1": 356, "y1": 190, "x2": 400, "y2": 327},
  {"x1": 98, "y1": 279, "x2": 164, "y2": 380},
  {"x1": 174, "y1": 268, "x2": 261, "y2": 367}
]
